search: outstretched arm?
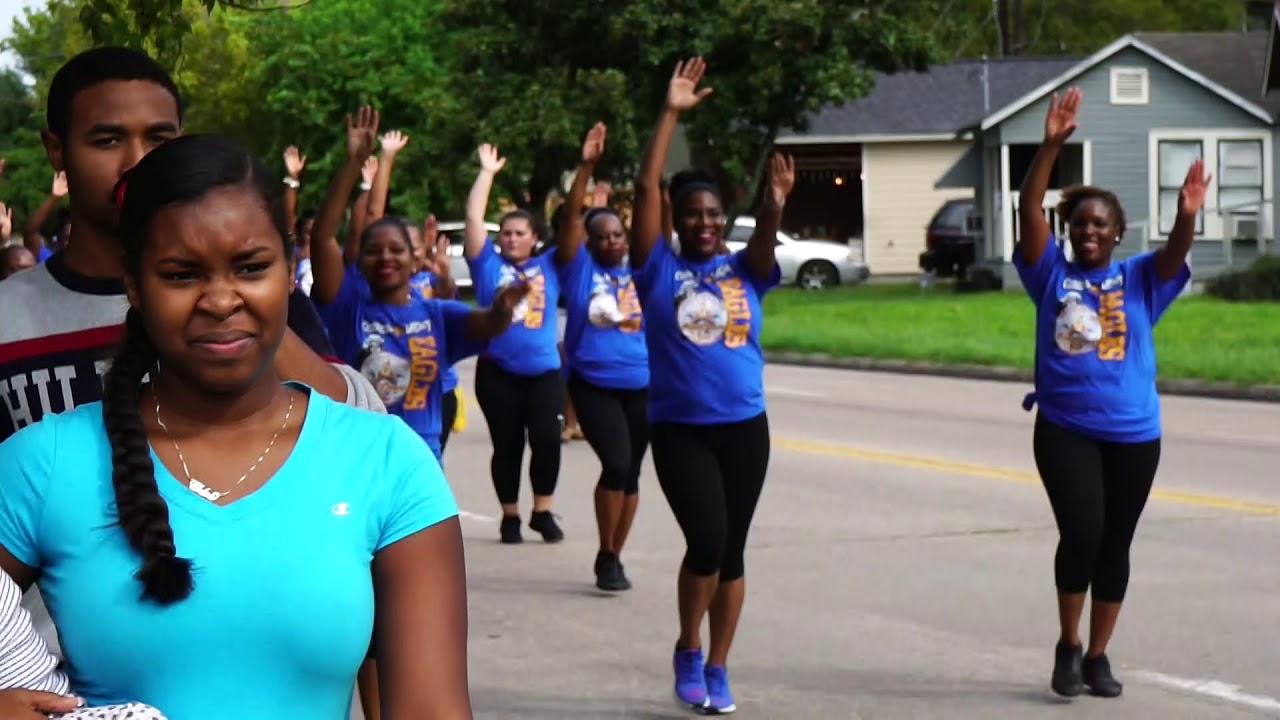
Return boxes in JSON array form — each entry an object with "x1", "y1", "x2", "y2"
[
  {"x1": 556, "y1": 122, "x2": 607, "y2": 266},
  {"x1": 632, "y1": 57, "x2": 714, "y2": 268},
  {"x1": 309, "y1": 106, "x2": 380, "y2": 305},
  {"x1": 464, "y1": 145, "x2": 506, "y2": 260},
  {"x1": 1156, "y1": 160, "x2": 1209, "y2": 281},
  {"x1": 1016, "y1": 88, "x2": 1082, "y2": 266},
  {"x1": 743, "y1": 152, "x2": 795, "y2": 281}
]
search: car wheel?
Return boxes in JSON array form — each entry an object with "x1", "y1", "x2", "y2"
[{"x1": 798, "y1": 260, "x2": 838, "y2": 290}]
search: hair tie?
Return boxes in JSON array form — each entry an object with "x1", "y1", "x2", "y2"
[{"x1": 114, "y1": 178, "x2": 128, "y2": 208}]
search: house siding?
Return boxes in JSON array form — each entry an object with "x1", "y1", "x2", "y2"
[
  {"x1": 864, "y1": 140, "x2": 974, "y2": 275},
  {"x1": 992, "y1": 47, "x2": 1274, "y2": 289}
]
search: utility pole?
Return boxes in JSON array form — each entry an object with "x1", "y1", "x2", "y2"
[
  {"x1": 996, "y1": 0, "x2": 1011, "y2": 56},
  {"x1": 1013, "y1": 0, "x2": 1027, "y2": 54}
]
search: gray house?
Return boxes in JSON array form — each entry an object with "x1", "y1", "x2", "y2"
[{"x1": 974, "y1": 31, "x2": 1280, "y2": 287}]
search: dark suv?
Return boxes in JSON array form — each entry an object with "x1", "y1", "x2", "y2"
[{"x1": 919, "y1": 198, "x2": 980, "y2": 278}]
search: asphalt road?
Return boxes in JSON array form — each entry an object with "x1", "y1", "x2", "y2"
[{"x1": 359, "y1": 360, "x2": 1280, "y2": 719}]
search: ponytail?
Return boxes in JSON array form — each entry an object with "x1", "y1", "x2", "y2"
[{"x1": 102, "y1": 307, "x2": 193, "y2": 604}]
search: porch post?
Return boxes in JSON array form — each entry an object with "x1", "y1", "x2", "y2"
[{"x1": 1000, "y1": 144, "x2": 1013, "y2": 261}]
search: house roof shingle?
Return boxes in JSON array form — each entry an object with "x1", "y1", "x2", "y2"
[
  {"x1": 1133, "y1": 31, "x2": 1280, "y2": 119},
  {"x1": 782, "y1": 56, "x2": 1080, "y2": 140}
]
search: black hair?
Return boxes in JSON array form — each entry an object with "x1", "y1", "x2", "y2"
[
  {"x1": 295, "y1": 208, "x2": 317, "y2": 235},
  {"x1": 359, "y1": 216, "x2": 415, "y2": 252},
  {"x1": 498, "y1": 208, "x2": 544, "y2": 242},
  {"x1": 668, "y1": 168, "x2": 722, "y2": 220},
  {"x1": 1057, "y1": 185, "x2": 1128, "y2": 238},
  {"x1": 46, "y1": 47, "x2": 182, "y2": 140},
  {"x1": 583, "y1": 206, "x2": 622, "y2": 239},
  {"x1": 1, "y1": 244, "x2": 32, "y2": 271},
  {"x1": 107, "y1": 134, "x2": 288, "y2": 605}
]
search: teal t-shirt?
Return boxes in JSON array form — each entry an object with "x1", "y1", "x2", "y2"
[{"x1": 0, "y1": 386, "x2": 458, "y2": 719}]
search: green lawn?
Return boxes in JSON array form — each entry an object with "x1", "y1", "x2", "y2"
[{"x1": 761, "y1": 283, "x2": 1280, "y2": 386}]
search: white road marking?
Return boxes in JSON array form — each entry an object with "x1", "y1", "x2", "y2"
[
  {"x1": 1136, "y1": 670, "x2": 1280, "y2": 712},
  {"x1": 458, "y1": 510, "x2": 497, "y2": 523},
  {"x1": 766, "y1": 387, "x2": 827, "y2": 400}
]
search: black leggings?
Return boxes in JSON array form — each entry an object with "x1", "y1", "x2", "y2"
[
  {"x1": 651, "y1": 413, "x2": 770, "y2": 582},
  {"x1": 567, "y1": 372, "x2": 649, "y2": 495},
  {"x1": 1033, "y1": 414, "x2": 1161, "y2": 603},
  {"x1": 438, "y1": 387, "x2": 459, "y2": 454},
  {"x1": 474, "y1": 358, "x2": 563, "y2": 505}
]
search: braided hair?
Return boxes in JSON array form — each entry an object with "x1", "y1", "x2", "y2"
[{"x1": 107, "y1": 134, "x2": 289, "y2": 604}]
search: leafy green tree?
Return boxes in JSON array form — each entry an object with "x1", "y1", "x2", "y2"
[
  {"x1": 0, "y1": 70, "x2": 54, "y2": 223},
  {"x1": 438, "y1": 0, "x2": 936, "y2": 219},
  {"x1": 241, "y1": 0, "x2": 451, "y2": 220}
]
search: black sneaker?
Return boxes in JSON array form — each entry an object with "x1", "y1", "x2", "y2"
[
  {"x1": 1082, "y1": 653, "x2": 1123, "y2": 698},
  {"x1": 594, "y1": 551, "x2": 632, "y2": 592},
  {"x1": 1051, "y1": 641, "x2": 1084, "y2": 697},
  {"x1": 529, "y1": 511, "x2": 565, "y2": 543},
  {"x1": 500, "y1": 515, "x2": 523, "y2": 544}
]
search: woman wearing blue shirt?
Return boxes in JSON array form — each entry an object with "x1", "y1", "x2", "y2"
[
  {"x1": 308, "y1": 108, "x2": 525, "y2": 461},
  {"x1": 464, "y1": 144, "x2": 566, "y2": 545},
  {"x1": 0, "y1": 134, "x2": 472, "y2": 719},
  {"x1": 407, "y1": 217, "x2": 465, "y2": 454},
  {"x1": 1016, "y1": 87, "x2": 1208, "y2": 700},
  {"x1": 555, "y1": 123, "x2": 650, "y2": 592},
  {"x1": 630, "y1": 57, "x2": 794, "y2": 714}
]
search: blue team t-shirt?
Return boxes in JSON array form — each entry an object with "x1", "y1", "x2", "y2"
[
  {"x1": 634, "y1": 238, "x2": 780, "y2": 424},
  {"x1": 410, "y1": 270, "x2": 460, "y2": 394},
  {"x1": 1015, "y1": 239, "x2": 1189, "y2": 443},
  {"x1": 0, "y1": 388, "x2": 458, "y2": 719},
  {"x1": 557, "y1": 248, "x2": 648, "y2": 390},
  {"x1": 318, "y1": 266, "x2": 485, "y2": 457},
  {"x1": 466, "y1": 238, "x2": 561, "y2": 376}
]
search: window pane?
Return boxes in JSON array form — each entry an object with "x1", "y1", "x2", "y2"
[
  {"x1": 1159, "y1": 189, "x2": 1204, "y2": 234},
  {"x1": 1218, "y1": 141, "x2": 1263, "y2": 187},
  {"x1": 1159, "y1": 141, "x2": 1202, "y2": 187},
  {"x1": 1219, "y1": 187, "x2": 1263, "y2": 212}
]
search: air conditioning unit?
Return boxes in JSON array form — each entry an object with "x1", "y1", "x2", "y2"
[{"x1": 1231, "y1": 215, "x2": 1260, "y2": 240}]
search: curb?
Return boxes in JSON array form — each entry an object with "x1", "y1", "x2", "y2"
[{"x1": 763, "y1": 351, "x2": 1280, "y2": 404}]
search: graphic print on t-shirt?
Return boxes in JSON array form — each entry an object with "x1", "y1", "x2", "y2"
[
  {"x1": 1053, "y1": 274, "x2": 1127, "y2": 361},
  {"x1": 673, "y1": 264, "x2": 751, "y2": 348},
  {"x1": 587, "y1": 270, "x2": 642, "y2": 332},
  {"x1": 497, "y1": 264, "x2": 546, "y2": 329},
  {"x1": 356, "y1": 318, "x2": 438, "y2": 410}
]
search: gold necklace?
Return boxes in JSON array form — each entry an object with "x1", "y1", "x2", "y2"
[{"x1": 154, "y1": 391, "x2": 295, "y2": 503}]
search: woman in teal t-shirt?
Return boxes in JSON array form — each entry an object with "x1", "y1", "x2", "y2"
[{"x1": 0, "y1": 134, "x2": 472, "y2": 719}]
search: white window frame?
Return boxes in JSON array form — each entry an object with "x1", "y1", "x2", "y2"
[
  {"x1": 1110, "y1": 67, "x2": 1150, "y2": 105},
  {"x1": 1146, "y1": 129, "x2": 1272, "y2": 242}
]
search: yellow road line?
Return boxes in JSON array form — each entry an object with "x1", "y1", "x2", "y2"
[{"x1": 776, "y1": 437, "x2": 1280, "y2": 517}]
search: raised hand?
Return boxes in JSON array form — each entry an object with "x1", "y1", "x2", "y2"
[
  {"x1": 667, "y1": 56, "x2": 713, "y2": 112},
  {"x1": 1044, "y1": 87, "x2": 1082, "y2": 144},
  {"x1": 284, "y1": 145, "x2": 307, "y2": 178},
  {"x1": 346, "y1": 105, "x2": 381, "y2": 161},
  {"x1": 51, "y1": 170, "x2": 68, "y2": 198},
  {"x1": 1178, "y1": 159, "x2": 1212, "y2": 217},
  {"x1": 477, "y1": 144, "x2": 506, "y2": 174},
  {"x1": 767, "y1": 152, "x2": 796, "y2": 206},
  {"x1": 582, "y1": 122, "x2": 606, "y2": 164},
  {"x1": 0, "y1": 202, "x2": 11, "y2": 240},
  {"x1": 492, "y1": 281, "x2": 531, "y2": 319},
  {"x1": 361, "y1": 156, "x2": 379, "y2": 186},
  {"x1": 381, "y1": 129, "x2": 409, "y2": 155}
]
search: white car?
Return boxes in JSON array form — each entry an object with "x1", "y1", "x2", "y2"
[
  {"x1": 435, "y1": 221, "x2": 500, "y2": 290},
  {"x1": 723, "y1": 217, "x2": 869, "y2": 290}
]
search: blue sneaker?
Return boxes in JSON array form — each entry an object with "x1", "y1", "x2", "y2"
[
  {"x1": 704, "y1": 664, "x2": 736, "y2": 714},
  {"x1": 672, "y1": 647, "x2": 708, "y2": 708}
]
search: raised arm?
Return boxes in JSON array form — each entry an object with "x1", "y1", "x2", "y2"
[
  {"x1": 423, "y1": 216, "x2": 457, "y2": 298},
  {"x1": 367, "y1": 130, "x2": 409, "y2": 223},
  {"x1": 309, "y1": 105, "x2": 380, "y2": 305},
  {"x1": 345, "y1": 156, "x2": 379, "y2": 266},
  {"x1": 283, "y1": 145, "x2": 306, "y2": 234},
  {"x1": 463, "y1": 283, "x2": 529, "y2": 340},
  {"x1": 1156, "y1": 160, "x2": 1210, "y2": 281},
  {"x1": 555, "y1": 122, "x2": 607, "y2": 266},
  {"x1": 22, "y1": 172, "x2": 66, "y2": 257},
  {"x1": 743, "y1": 152, "x2": 795, "y2": 281},
  {"x1": 632, "y1": 58, "x2": 713, "y2": 268},
  {"x1": 1016, "y1": 88, "x2": 1081, "y2": 266},
  {"x1": 464, "y1": 145, "x2": 506, "y2": 260}
]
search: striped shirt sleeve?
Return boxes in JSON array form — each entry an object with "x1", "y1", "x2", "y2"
[{"x1": 0, "y1": 571, "x2": 67, "y2": 694}]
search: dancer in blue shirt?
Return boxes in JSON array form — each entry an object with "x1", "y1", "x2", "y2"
[{"x1": 1015, "y1": 87, "x2": 1205, "y2": 700}]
